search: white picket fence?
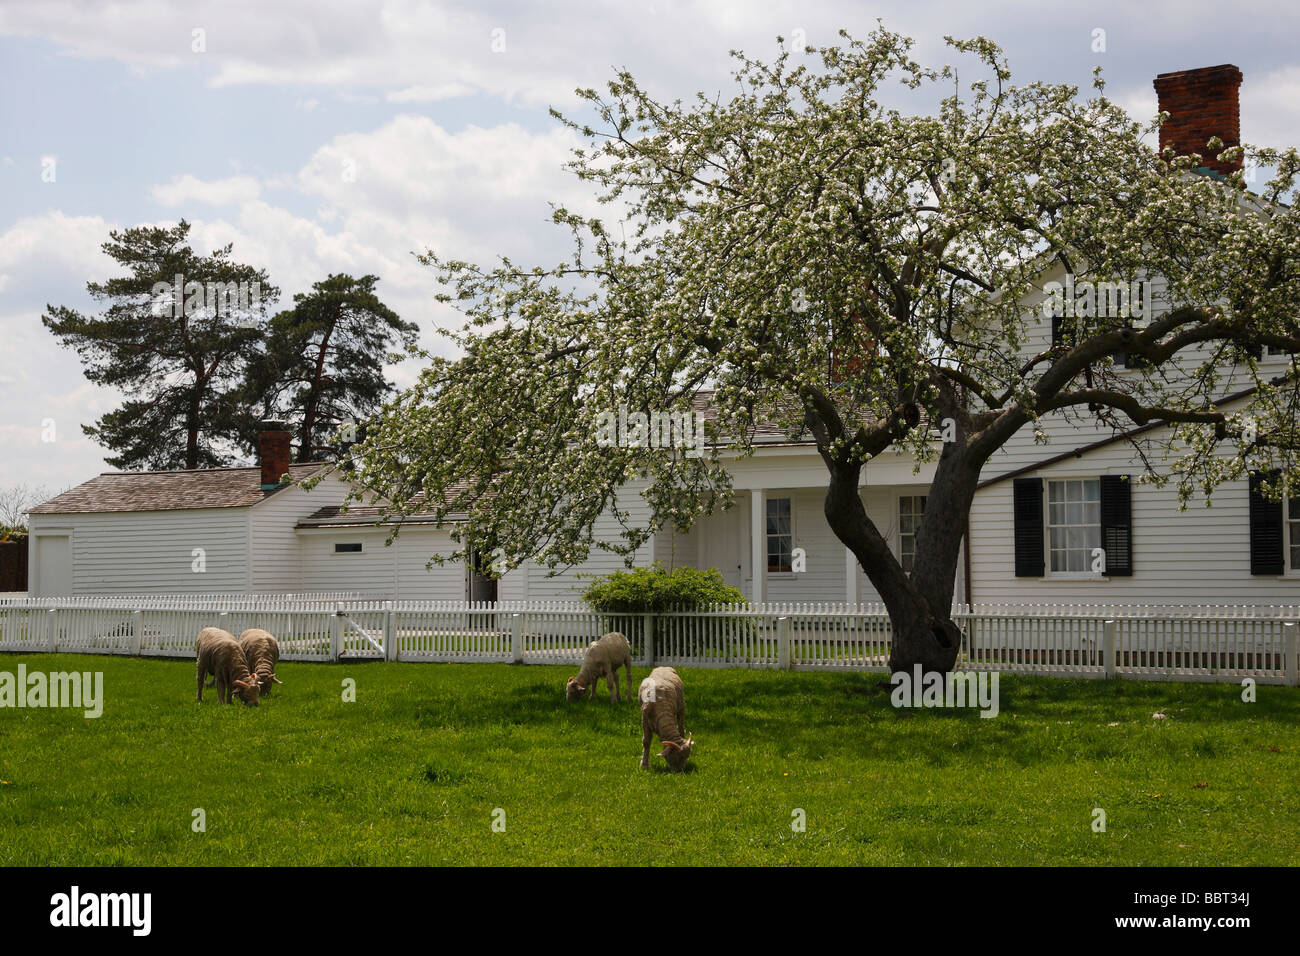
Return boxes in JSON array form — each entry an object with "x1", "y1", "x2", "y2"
[{"x1": 0, "y1": 596, "x2": 1297, "y2": 685}]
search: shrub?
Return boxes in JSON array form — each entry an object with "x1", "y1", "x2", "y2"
[
  {"x1": 581, "y1": 563, "x2": 747, "y2": 613},
  {"x1": 582, "y1": 564, "x2": 752, "y2": 660}
]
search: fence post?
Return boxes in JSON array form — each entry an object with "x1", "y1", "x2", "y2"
[
  {"x1": 131, "y1": 609, "x2": 143, "y2": 656},
  {"x1": 330, "y1": 603, "x2": 343, "y2": 662},
  {"x1": 384, "y1": 601, "x2": 397, "y2": 662},
  {"x1": 218, "y1": 610, "x2": 228, "y2": 632},
  {"x1": 777, "y1": 616, "x2": 791, "y2": 670},
  {"x1": 642, "y1": 612, "x2": 654, "y2": 666},
  {"x1": 1103, "y1": 619, "x2": 1117, "y2": 679},
  {"x1": 510, "y1": 613, "x2": 523, "y2": 664},
  {"x1": 47, "y1": 607, "x2": 57, "y2": 653},
  {"x1": 1285, "y1": 622, "x2": 1298, "y2": 688}
]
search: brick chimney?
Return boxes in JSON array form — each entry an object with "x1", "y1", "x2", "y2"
[
  {"x1": 258, "y1": 420, "x2": 292, "y2": 491},
  {"x1": 1153, "y1": 64, "x2": 1243, "y2": 177}
]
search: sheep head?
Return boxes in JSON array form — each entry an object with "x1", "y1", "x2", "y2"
[
  {"x1": 565, "y1": 677, "x2": 586, "y2": 702},
  {"x1": 660, "y1": 733, "x2": 694, "y2": 772},
  {"x1": 256, "y1": 671, "x2": 283, "y2": 694},
  {"x1": 232, "y1": 677, "x2": 261, "y2": 707}
]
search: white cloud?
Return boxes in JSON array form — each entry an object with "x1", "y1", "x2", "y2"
[
  {"x1": 386, "y1": 83, "x2": 474, "y2": 103},
  {"x1": 0, "y1": 0, "x2": 932, "y2": 108},
  {"x1": 0, "y1": 211, "x2": 115, "y2": 294},
  {"x1": 151, "y1": 174, "x2": 262, "y2": 207},
  {"x1": 1242, "y1": 65, "x2": 1300, "y2": 151}
]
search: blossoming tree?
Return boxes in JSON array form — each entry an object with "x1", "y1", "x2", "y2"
[{"x1": 348, "y1": 29, "x2": 1300, "y2": 673}]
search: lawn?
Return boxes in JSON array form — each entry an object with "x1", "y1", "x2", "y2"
[{"x1": 0, "y1": 653, "x2": 1296, "y2": 866}]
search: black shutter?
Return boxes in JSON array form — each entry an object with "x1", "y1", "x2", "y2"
[
  {"x1": 1249, "y1": 470, "x2": 1284, "y2": 575},
  {"x1": 1099, "y1": 474, "x2": 1133, "y2": 576},
  {"x1": 1013, "y1": 478, "x2": 1044, "y2": 577},
  {"x1": 1051, "y1": 314, "x2": 1062, "y2": 349}
]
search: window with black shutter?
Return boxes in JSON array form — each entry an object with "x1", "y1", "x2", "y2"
[
  {"x1": 1013, "y1": 477, "x2": 1044, "y2": 577},
  {"x1": 1249, "y1": 470, "x2": 1284, "y2": 575},
  {"x1": 1098, "y1": 474, "x2": 1133, "y2": 576}
]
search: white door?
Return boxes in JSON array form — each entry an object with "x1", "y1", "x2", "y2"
[{"x1": 37, "y1": 535, "x2": 72, "y2": 596}]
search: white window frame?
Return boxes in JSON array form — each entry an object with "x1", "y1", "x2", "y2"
[
  {"x1": 1044, "y1": 477, "x2": 1104, "y2": 577},
  {"x1": 1285, "y1": 488, "x2": 1300, "y2": 576},
  {"x1": 765, "y1": 496, "x2": 795, "y2": 574},
  {"x1": 897, "y1": 494, "x2": 927, "y2": 575}
]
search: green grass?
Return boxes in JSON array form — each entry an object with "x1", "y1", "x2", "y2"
[{"x1": 0, "y1": 653, "x2": 1297, "y2": 866}]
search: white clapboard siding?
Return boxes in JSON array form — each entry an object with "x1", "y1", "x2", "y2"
[
  {"x1": 526, "y1": 482, "x2": 656, "y2": 599},
  {"x1": 29, "y1": 509, "x2": 249, "y2": 595},
  {"x1": 969, "y1": 441, "x2": 1300, "y2": 604},
  {"x1": 979, "y1": 268, "x2": 1291, "y2": 476},
  {"x1": 249, "y1": 474, "x2": 350, "y2": 593},
  {"x1": 394, "y1": 528, "x2": 465, "y2": 600},
  {"x1": 299, "y1": 528, "x2": 399, "y2": 596}
]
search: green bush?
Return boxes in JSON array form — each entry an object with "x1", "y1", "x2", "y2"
[
  {"x1": 581, "y1": 563, "x2": 747, "y2": 613},
  {"x1": 582, "y1": 564, "x2": 753, "y2": 660}
]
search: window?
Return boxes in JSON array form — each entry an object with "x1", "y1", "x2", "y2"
[
  {"x1": 899, "y1": 495, "x2": 926, "y2": 573},
  {"x1": 1046, "y1": 479, "x2": 1101, "y2": 573},
  {"x1": 766, "y1": 498, "x2": 793, "y2": 573},
  {"x1": 334, "y1": 542, "x2": 363, "y2": 553},
  {"x1": 1250, "y1": 472, "x2": 1300, "y2": 573},
  {"x1": 1016, "y1": 475, "x2": 1131, "y2": 578}
]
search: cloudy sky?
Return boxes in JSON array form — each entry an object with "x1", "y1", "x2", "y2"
[{"x1": 2, "y1": 0, "x2": 1298, "y2": 495}]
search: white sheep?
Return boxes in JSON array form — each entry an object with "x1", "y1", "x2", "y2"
[
  {"x1": 565, "y1": 631, "x2": 634, "y2": 703},
  {"x1": 639, "y1": 666, "x2": 694, "y2": 771},
  {"x1": 237, "y1": 628, "x2": 282, "y2": 695},
  {"x1": 195, "y1": 627, "x2": 260, "y2": 706}
]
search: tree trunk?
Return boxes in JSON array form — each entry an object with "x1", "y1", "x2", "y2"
[
  {"x1": 185, "y1": 390, "x2": 201, "y2": 470},
  {"x1": 822, "y1": 444, "x2": 975, "y2": 675}
]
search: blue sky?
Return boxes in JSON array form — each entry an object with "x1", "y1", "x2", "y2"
[{"x1": 2, "y1": 0, "x2": 1298, "y2": 493}]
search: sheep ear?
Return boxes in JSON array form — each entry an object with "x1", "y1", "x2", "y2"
[
  {"x1": 271, "y1": 674, "x2": 283, "y2": 684},
  {"x1": 661, "y1": 740, "x2": 679, "y2": 752}
]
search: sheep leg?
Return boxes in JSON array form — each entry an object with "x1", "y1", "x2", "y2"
[
  {"x1": 640, "y1": 719, "x2": 652, "y2": 769},
  {"x1": 607, "y1": 666, "x2": 619, "y2": 704},
  {"x1": 196, "y1": 658, "x2": 206, "y2": 702}
]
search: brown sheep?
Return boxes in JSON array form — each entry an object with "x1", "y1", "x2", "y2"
[
  {"x1": 238, "y1": 628, "x2": 282, "y2": 695},
  {"x1": 565, "y1": 631, "x2": 633, "y2": 703},
  {"x1": 195, "y1": 627, "x2": 260, "y2": 706},
  {"x1": 639, "y1": 666, "x2": 694, "y2": 771}
]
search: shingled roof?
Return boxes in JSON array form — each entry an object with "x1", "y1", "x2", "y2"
[{"x1": 29, "y1": 463, "x2": 327, "y2": 515}]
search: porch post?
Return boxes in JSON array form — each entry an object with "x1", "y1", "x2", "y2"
[
  {"x1": 845, "y1": 547, "x2": 858, "y2": 605},
  {"x1": 750, "y1": 489, "x2": 764, "y2": 604}
]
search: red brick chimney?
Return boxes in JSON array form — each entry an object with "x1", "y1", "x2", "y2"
[
  {"x1": 1153, "y1": 64, "x2": 1243, "y2": 177},
  {"x1": 258, "y1": 420, "x2": 292, "y2": 490}
]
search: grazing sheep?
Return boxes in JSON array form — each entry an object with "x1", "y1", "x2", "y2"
[
  {"x1": 565, "y1": 631, "x2": 633, "y2": 703},
  {"x1": 238, "y1": 628, "x2": 282, "y2": 695},
  {"x1": 639, "y1": 666, "x2": 694, "y2": 772},
  {"x1": 195, "y1": 627, "x2": 261, "y2": 706}
]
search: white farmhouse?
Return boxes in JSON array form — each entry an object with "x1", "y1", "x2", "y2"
[{"x1": 26, "y1": 64, "x2": 1299, "y2": 609}]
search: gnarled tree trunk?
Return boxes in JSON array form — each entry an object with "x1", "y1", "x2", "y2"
[{"x1": 823, "y1": 438, "x2": 979, "y2": 675}]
